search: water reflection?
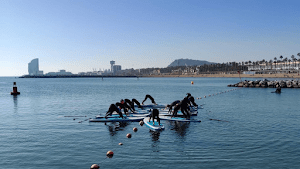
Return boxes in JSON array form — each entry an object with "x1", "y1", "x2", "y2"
[
  {"x1": 13, "y1": 95, "x2": 18, "y2": 113},
  {"x1": 169, "y1": 121, "x2": 190, "y2": 138},
  {"x1": 106, "y1": 122, "x2": 130, "y2": 136},
  {"x1": 149, "y1": 130, "x2": 161, "y2": 142}
]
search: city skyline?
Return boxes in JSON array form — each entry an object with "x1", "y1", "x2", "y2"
[{"x1": 1, "y1": 0, "x2": 300, "y2": 76}]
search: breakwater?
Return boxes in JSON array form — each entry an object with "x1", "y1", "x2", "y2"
[{"x1": 228, "y1": 79, "x2": 300, "y2": 88}]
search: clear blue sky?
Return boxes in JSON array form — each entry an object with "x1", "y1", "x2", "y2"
[{"x1": 1, "y1": 0, "x2": 299, "y2": 76}]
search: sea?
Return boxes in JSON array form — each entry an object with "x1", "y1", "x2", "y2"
[{"x1": 1, "y1": 77, "x2": 299, "y2": 169}]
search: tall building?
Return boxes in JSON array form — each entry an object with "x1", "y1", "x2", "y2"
[
  {"x1": 28, "y1": 58, "x2": 39, "y2": 75},
  {"x1": 110, "y1": 61, "x2": 115, "y2": 73},
  {"x1": 113, "y1": 65, "x2": 121, "y2": 74}
]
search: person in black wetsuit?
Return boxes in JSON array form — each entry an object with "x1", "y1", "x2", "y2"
[
  {"x1": 186, "y1": 93, "x2": 198, "y2": 107},
  {"x1": 275, "y1": 85, "x2": 281, "y2": 93},
  {"x1": 166, "y1": 100, "x2": 180, "y2": 114},
  {"x1": 105, "y1": 99, "x2": 135, "y2": 118},
  {"x1": 149, "y1": 108, "x2": 160, "y2": 125},
  {"x1": 141, "y1": 94, "x2": 156, "y2": 105},
  {"x1": 124, "y1": 98, "x2": 142, "y2": 111},
  {"x1": 172, "y1": 97, "x2": 190, "y2": 119},
  {"x1": 105, "y1": 104, "x2": 124, "y2": 119}
]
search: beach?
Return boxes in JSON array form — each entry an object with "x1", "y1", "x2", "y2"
[{"x1": 144, "y1": 73, "x2": 300, "y2": 79}]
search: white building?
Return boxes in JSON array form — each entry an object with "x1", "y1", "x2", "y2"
[
  {"x1": 113, "y1": 65, "x2": 121, "y2": 74},
  {"x1": 28, "y1": 58, "x2": 43, "y2": 75}
]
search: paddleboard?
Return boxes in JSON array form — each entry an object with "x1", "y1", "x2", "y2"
[
  {"x1": 143, "y1": 117, "x2": 165, "y2": 131},
  {"x1": 135, "y1": 104, "x2": 166, "y2": 109},
  {"x1": 89, "y1": 117, "x2": 144, "y2": 122},
  {"x1": 160, "y1": 115, "x2": 201, "y2": 122}
]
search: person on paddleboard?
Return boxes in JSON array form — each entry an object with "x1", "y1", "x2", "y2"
[
  {"x1": 149, "y1": 108, "x2": 160, "y2": 125},
  {"x1": 117, "y1": 99, "x2": 135, "y2": 114},
  {"x1": 172, "y1": 97, "x2": 190, "y2": 119},
  {"x1": 186, "y1": 93, "x2": 198, "y2": 107},
  {"x1": 105, "y1": 104, "x2": 124, "y2": 119},
  {"x1": 141, "y1": 94, "x2": 157, "y2": 105},
  {"x1": 166, "y1": 100, "x2": 180, "y2": 114},
  {"x1": 124, "y1": 98, "x2": 142, "y2": 111}
]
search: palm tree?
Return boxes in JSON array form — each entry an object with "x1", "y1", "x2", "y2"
[{"x1": 269, "y1": 60, "x2": 273, "y2": 70}]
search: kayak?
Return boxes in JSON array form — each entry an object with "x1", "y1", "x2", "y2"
[
  {"x1": 89, "y1": 117, "x2": 144, "y2": 122},
  {"x1": 159, "y1": 115, "x2": 201, "y2": 122},
  {"x1": 143, "y1": 117, "x2": 165, "y2": 131}
]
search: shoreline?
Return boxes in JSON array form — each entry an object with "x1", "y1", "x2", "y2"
[{"x1": 143, "y1": 73, "x2": 300, "y2": 79}]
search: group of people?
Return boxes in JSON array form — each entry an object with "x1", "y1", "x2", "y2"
[
  {"x1": 166, "y1": 93, "x2": 198, "y2": 119},
  {"x1": 104, "y1": 93, "x2": 198, "y2": 122},
  {"x1": 105, "y1": 94, "x2": 157, "y2": 118}
]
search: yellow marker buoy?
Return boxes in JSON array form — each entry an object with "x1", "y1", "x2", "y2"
[{"x1": 191, "y1": 81, "x2": 194, "y2": 85}]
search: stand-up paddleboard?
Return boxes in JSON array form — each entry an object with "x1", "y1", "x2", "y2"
[
  {"x1": 89, "y1": 117, "x2": 144, "y2": 122},
  {"x1": 143, "y1": 117, "x2": 165, "y2": 131},
  {"x1": 160, "y1": 115, "x2": 201, "y2": 122},
  {"x1": 135, "y1": 104, "x2": 166, "y2": 109},
  {"x1": 95, "y1": 113, "x2": 147, "y2": 119},
  {"x1": 159, "y1": 110, "x2": 198, "y2": 117}
]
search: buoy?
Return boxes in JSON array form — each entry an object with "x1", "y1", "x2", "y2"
[
  {"x1": 191, "y1": 81, "x2": 194, "y2": 85},
  {"x1": 126, "y1": 133, "x2": 132, "y2": 138},
  {"x1": 11, "y1": 82, "x2": 20, "y2": 95},
  {"x1": 204, "y1": 96, "x2": 206, "y2": 98},
  {"x1": 90, "y1": 164, "x2": 100, "y2": 169},
  {"x1": 199, "y1": 97, "x2": 202, "y2": 99},
  {"x1": 119, "y1": 142, "x2": 123, "y2": 145},
  {"x1": 106, "y1": 151, "x2": 114, "y2": 158},
  {"x1": 139, "y1": 121, "x2": 144, "y2": 126},
  {"x1": 133, "y1": 127, "x2": 138, "y2": 132}
]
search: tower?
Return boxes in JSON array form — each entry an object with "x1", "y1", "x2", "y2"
[
  {"x1": 110, "y1": 61, "x2": 115, "y2": 73},
  {"x1": 28, "y1": 58, "x2": 39, "y2": 75}
]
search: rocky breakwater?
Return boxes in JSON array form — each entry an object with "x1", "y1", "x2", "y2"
[{"x1": 228, "y1": 79, "x2": 300, "y2": 88}]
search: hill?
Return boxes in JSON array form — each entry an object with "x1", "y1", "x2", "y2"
[{"x1": 167, "y1": 59, "x2": 216, "y2": 67}]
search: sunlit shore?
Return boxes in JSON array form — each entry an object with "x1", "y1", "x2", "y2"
[{"x1": 143, "y1": 73, "x2": 300, "y2": 79}]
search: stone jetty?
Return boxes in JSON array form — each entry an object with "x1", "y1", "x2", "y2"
[{"x1": 228, "y1": 79, "x2": 300, "y2": 88}]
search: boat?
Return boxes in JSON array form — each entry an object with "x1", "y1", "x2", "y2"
[
  {"x1": 89, "y1": 116, "x2": 144, "y2": 122},
  {"x1": 143, "y1": 117, "x2": 165, "y2": 131},
  {"x1": 159, "y1": 115, "x2": 201, "y2": 122}
]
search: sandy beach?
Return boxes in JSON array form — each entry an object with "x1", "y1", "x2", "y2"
[{"x1": 143, "y1": 73, "x2": 300, "y2": 79}]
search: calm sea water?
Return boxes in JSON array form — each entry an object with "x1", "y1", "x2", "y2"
[{"x1": 1, "y1": 77, "x2": 299, "y2": 169}]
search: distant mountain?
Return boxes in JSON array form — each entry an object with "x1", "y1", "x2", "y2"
[{"x1": 167, "y1": 59, "x2": 216, "y2": 67}]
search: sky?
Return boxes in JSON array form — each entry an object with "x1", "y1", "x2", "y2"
[{"x1": 1, "y1": 0, "x2": 300, "y2": 76}]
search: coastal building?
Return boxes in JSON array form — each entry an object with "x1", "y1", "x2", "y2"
[
  {"x1": 45, "y1": 70, "x2": 73, "y2": 76},
  {"x1": 113, "y1": 65, "x2": 121, "y2": 74},
  {"x1": 28, "y1": 58, "x2": 43, "y2": 75}
]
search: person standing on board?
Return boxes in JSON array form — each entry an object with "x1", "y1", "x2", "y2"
[
  {"x1": 149, "y1": 108, "x2": 161, "y2": 125},
  {"x1": 166, "y1": 100, "x2": 180, "y2": 114},
  {"x1": 141, "y1": 94, "x2": 157, "y2": 105}
]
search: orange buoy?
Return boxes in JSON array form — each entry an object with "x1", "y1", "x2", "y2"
[
  {"x1": 11, "y1": 82, "x2": 20, "y2": 95},
  {"x1": 106, "y1": 150, "x2": 114, "y2": 158},
  {"x1": 139, "y1": 121, "x2": 144, "y2": 126},
  {"x1": 90, "y1": 164, "x2": 100, "y2": 169},
  {"x1": 133, "y1": 127, "x2": 138, "y2": 132},
  {"x1": 126, "y1": 133, "x2": 132, "y2": 138},
  {"x1": 191, "y1": 81, "x2": 194, "y2": 85}
]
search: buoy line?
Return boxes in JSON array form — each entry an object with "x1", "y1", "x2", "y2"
[{"x1": 196, "y1": 88, "x2": 239, "y2": 100}]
